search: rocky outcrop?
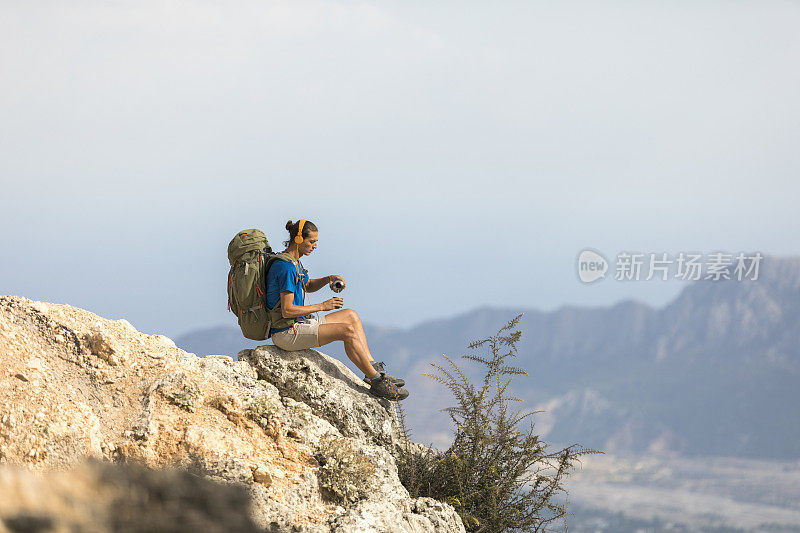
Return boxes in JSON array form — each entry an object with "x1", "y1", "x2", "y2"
[
  {"x1": 0, "y1": 296, "x2": 464, "y2": 532},
  {"x1": 239, "y1": 346, "x2": 402, "y2": 450}
]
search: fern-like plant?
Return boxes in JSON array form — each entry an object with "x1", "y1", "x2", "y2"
[{"x1": 395, "y1": 313, "x2": 602, "y2": 532}]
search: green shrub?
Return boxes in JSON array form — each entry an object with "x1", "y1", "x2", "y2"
[
  {"x1": 395, "y1": 313, "x2": 602, "y2": 532},
  {"x1": 166, "y1": 383, "x2": 199, "y2": 413},
  {"x1": 245, "y1": 396, "x2": 276, "y2": 429},
  {"x1": 315, "y1": 435, "x2": 376, "y2": 503}
]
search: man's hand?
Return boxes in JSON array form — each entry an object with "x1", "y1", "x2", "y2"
[
  {"x1": 329, "y1": 275, "x2": 346, "y2": 291},
  {"x1": 322, "y1": 297, "x2": 344, "y2": 311}
]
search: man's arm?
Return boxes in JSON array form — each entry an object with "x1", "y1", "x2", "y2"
[
  {"x1": 305, "y1": 275, "x2": 332, "y2": 293},
  {"x1": 279, "y1": 291, "x2": 342, "y2": 318},
  {"x1": 305, "y1": 274, "x2": 345, "y2": 293}
]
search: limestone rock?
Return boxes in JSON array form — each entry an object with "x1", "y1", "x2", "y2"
[
  {"x1": 84, "y1": 322, "x2": 125, "y2": 365},
  {"x1": 253, "y1": 464, "x2": 273, "y2": 485},
  {"x1": 0, "y1": 296, "x2": 465, "y2": 532},
  {"x1": 240, "y1": 345, "x2": 401, "y2": 449}
]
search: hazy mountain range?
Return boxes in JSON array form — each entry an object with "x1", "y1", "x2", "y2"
[{"x1": 177, "y1": 256, "x2": 800, "y2": 460}]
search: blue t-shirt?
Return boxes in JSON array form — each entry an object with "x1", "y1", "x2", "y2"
[{"x1": 266, "y1": 258, "x2": 309, "y2": 334}]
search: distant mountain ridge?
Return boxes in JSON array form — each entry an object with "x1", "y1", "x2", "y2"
[{"x1": 177, "y1": 255, "x2": 800, "y2": 459}]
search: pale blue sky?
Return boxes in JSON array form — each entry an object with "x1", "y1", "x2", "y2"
[{"x1": 2, "y1": 1, "x2": 798, "y2": 337}]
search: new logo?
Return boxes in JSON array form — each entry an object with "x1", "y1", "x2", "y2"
[{"x1": 577, "y1": 249, "x2": 608, "y2": 283}]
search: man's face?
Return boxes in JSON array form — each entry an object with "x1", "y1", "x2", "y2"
[{"x1": 301, "y1": 231, "x2": 318, "y2": 256}]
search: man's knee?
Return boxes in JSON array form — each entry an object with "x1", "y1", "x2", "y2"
[{"x1": 344, "y1": 308, "x2": 361, "y2": 324}]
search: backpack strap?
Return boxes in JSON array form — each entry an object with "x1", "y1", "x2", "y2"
[
  {"x1": 274, "y1": 252, "x2": 303, "y2": 285},
  {"x1": 278, "y1": 253, "x2": 310, "y2": 317},
  {"x1": 265, "y1": 252, "x2": 309, "y2": 331}
]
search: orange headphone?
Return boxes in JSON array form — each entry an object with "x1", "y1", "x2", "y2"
[{"x1": 294, "y1": 219, "x2": 307, "y2": 244}]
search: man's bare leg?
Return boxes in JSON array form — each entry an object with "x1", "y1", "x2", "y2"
[
  {"x1": 323, "y1": 309, "x2": 373, "y2": 361},
  {"x1": 317, "y1": 319, "x2": 374, "y2": 377}
]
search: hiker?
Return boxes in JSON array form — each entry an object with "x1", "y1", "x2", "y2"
[{"x1": 265, "y1": 219, "x2": 409, "y2": 401}]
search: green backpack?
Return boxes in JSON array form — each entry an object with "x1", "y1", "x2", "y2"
[{"x1": 226, "y1": 228, "x2": 303, "y2": 340}]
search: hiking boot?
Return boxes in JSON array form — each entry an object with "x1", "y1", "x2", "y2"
[
  {"x1": 365, "y1": 372, "x2": 409, "y2": 401},
  {"x1": 369, "y1": 361, "x2": 405, "y2": 387}
]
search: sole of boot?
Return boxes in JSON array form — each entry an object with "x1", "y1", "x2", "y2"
[{"x1": 369, "y1": 386, "x2": 409, "y2": 401}]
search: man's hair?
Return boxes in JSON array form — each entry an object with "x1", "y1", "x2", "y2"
[{"x1": 283, "y1": 219, "x2": 318, "y2": 247}]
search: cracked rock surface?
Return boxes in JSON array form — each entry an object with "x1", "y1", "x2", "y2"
[{"x1": 0, "y1": 296, "x2": 464, "y2": 532}]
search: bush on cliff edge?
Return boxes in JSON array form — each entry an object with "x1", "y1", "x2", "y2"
[{"x1": 395, "y1": 313, "x2": 602, "y2": 532}]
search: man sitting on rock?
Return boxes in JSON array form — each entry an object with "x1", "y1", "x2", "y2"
[{"x1": 266, "y1": 219, "x2": 409, "y2": 401}]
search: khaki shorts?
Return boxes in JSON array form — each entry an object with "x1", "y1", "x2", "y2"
[{"x1": 271, "y1": 315, "x2": 328, "y2": 351}]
